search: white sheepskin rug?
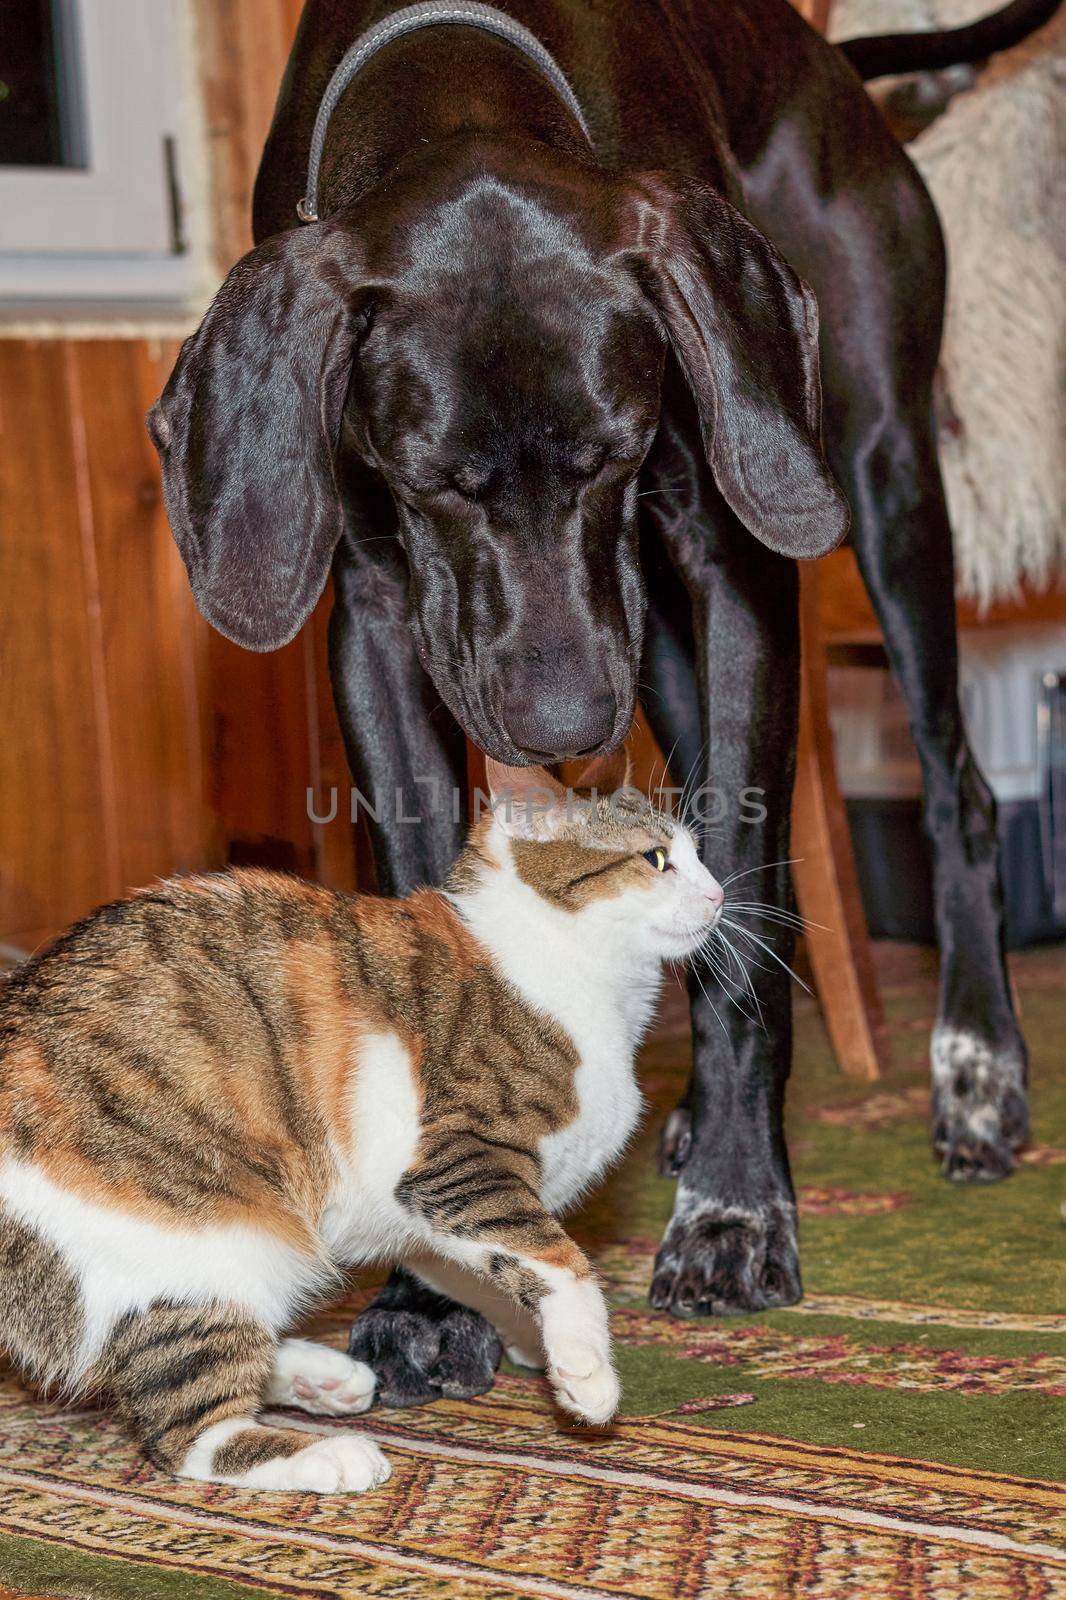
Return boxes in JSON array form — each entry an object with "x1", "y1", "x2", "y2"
[{"x1": 831, "y1": 0, "x2": 1065, "y2": 607}]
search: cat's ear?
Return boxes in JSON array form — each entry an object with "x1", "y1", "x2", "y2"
[
  {"x1": 485, "y1": 760, "x2": 570, "y2": 841},
  {"x1": 568, "y1": 745, "x2": 632, "y2": 796}
]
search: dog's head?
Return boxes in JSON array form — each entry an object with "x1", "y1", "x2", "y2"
[{"x1": 149, "y1": 144, "x2": 848, "y2": 763}]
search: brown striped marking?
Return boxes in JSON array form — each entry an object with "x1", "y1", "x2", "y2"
[
  {"x1": 211, "y1": 1425, "x2": 314, "y2": 1477},
  {"x1": 100, "y1": 1301, "x2": 309, "y2": 1472},
  {"x1": 480, "y1": 779, "x2": 676, "y2": 911},
  {"x1": 0, "y1": 1208, "x2": 85, "y2": 1388}
]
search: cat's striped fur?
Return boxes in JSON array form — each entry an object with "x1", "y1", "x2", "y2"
[{"x1": 0, "y1": 761, "x2": 724, "y2": 1492}]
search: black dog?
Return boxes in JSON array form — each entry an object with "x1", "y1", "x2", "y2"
[{"x1": 150, "y1": 0, "x2": 1047, "y2": 1408}]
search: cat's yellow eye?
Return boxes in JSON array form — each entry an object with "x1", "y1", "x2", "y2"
[{"x1": 642, "y1": 847, "x2": 669, "y2": 872}]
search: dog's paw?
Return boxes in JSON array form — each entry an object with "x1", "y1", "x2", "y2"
[
  {"x1": 658, "y1": 1106, "x2": 693, "y2": 1177},
  {"x1": 266, "y1": 1340, "x2": 377, "y2": 1416},
  {"x1": 649, "y1": 1189, "x2": 801, "y2": 1317},
  {"x1": 243, "y1": 1433, "x2": 391, "y2": 1494},
  {"x1": 348, "y1": 1286, "x2": 501, "y2": 1408},
  {"x1": 931, "y1": 1025, "x2": 1029, "y2": 1183},
  {"x1": 432, "y1": 1303, "x2": 506, "y2": 1399}
]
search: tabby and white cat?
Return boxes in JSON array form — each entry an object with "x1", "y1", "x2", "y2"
[{"x1": 0, "y1": 760, "x2": 724, "y2": 1494}]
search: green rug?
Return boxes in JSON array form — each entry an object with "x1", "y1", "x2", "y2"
[{"x1": 577, "y1": 948, "x2": 1066, "y2": 1483}]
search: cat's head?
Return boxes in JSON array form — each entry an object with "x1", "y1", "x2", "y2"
[{"x1": 459, "y1": 752, "x2": 724, "y2": 964}]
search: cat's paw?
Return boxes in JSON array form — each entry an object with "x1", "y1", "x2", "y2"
[
  {"x1": 547, "y1": 1339, "x2": 620, "y2": 1426},
  {"x1": 243, "y1": 1433, "x2": 391, "y2": 1493},
  {"x1": 504, "y1": 1341, "x2": 545, "y2": 1371},
  {"x1": 539, "y1": 1278, "x2": 617, "y2": 1425},
  {"x1": 266, "y1": 1340, "x2": 377, "y2": 1416}
]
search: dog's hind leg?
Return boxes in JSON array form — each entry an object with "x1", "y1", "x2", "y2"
[
  {"x1": 815, "y1": 197, "x2": 1027, "y2": 1183},
  {"x1": 742, "y1": 84, "x2": 1029, "y2": 1183},
  {"x1": 829, "y1": 397, "x2": 1028, "y2": 1181}
]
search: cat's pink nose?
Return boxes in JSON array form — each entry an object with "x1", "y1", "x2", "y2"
[{"x1": 705, "y1": 880, "x2": 725, "y2": 914}]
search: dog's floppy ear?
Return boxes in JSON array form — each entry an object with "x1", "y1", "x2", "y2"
[
  {"x1": 148, "y1": 220, "x2": 375, "y2": 651},
  {"x1": 621, "y1": 174, "x2": 849, "y2": 558}
]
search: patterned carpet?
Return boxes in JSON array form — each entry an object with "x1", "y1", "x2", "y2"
[{"x1": 1, "y1": 945, "x2": 1063, "y2": 1599}]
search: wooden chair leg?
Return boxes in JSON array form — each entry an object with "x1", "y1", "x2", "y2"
[{"x1": 792, "y1": 565, "x2": 887, "y2": 1081}]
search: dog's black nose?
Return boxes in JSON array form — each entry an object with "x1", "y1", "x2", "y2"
[{"x1": 500, "y1": 684, "x2": 617, "y2": 762}]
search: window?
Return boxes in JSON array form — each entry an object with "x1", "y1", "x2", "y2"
[{"x1": 0, "y1": 0, "x2": 203, "y2": 315}]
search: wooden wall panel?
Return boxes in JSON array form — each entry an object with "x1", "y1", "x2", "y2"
[
  {"x1": 0, "y1": 4, "x2": 319, "y2": 949},
  {"x1": 204, "y1": 628, "x2": 318, "y2": 879},
  {"x1": 0, "y1": 343, "x2": 120, "y2": 950},
  {"x1": 0, "y1": 328, "x2": 354, "y2": 948},
  {"x1": 70, "y1": 339, "x2": 213, "y2": 890},
  {"x1": 0, "y1": 1, "x2": 352, "y2": 948},
  {"x1": 195, "y1": 0, "x2": 306, "y2": 267}
]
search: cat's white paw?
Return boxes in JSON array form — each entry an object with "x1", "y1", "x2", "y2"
[
  {"x1": 539, "y1": 1278, "x2": 618, "y2": 1425},
  {"x1": 243, "y1": 1433, "x2": 391, "y2": 1493},
  {"x1": 504, "y1": 1341, "x2": 545, "y2": 1371},
  {"x1": 266, "y1": 1339, "x2": 377, "y2": 1416},
  {"x1": 547, "y1": 1339, "x2": 620, "y2": 1426}
]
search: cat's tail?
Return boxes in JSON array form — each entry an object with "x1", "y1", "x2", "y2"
[{"x1": 838, "y1": 0, "x2": 1061, "y2": 80}]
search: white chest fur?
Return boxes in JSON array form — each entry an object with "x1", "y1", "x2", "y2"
[
  {"x1": 537, "y1": 1030, "x2": 644, "y2": 1213},
  {"x1": 321, "y1": 1030, "x2": 425, "y2": 1266},
  {"x1": 451, "y1": 872, "x2": 661, "y2": 1217}
]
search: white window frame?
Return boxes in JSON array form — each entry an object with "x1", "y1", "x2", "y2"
[{"x1": 0, "y1": 0, "x2": 205, "y2": 316}]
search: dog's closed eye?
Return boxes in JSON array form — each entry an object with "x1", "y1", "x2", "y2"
[
  {"x1": 565, "y1": 442, "x2": 608, "y2": 477},
  {"x1": 446, "y1": 463, "x2": 494, "y2": 501}
]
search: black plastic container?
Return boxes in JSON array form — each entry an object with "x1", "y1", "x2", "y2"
[{"x1": 846, "y1": 796, "x2": 1066, "y2": 949}]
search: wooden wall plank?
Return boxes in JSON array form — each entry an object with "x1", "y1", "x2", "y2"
[
  {"x1": 195, "y1": 0, "x2": 300, "y2": 269},
  {"x1": 203, "y1": 625, "x2": 321, "y2": 880},
  {"x1": 0, "y1": 3, "x2": 325, "y2": 948},
  {"x1": 0, "y1": 343, "x2": 118, "y2": 950},
  {"x1": 71, "y1": 339, "x2": 214, "y2": 889}
]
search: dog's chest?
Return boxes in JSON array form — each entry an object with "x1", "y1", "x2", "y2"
[{"x1": 537, "y1": 1027, "x2": 643, "y2": 1214}]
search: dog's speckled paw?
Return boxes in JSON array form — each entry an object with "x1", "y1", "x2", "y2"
[{"x1": 931, "y1": 1025, "x2": 1029, "y2": 1184}]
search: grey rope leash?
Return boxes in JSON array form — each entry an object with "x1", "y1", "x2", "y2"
[{"x1": 297, "y1": 1, "x2": 594, "y2": 222}]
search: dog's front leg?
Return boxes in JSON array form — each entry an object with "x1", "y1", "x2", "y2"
[
  {"x1": 328, "y1": 525, "x2": 470, "y2": 896},
  {"x1": 329, "y1": 526, "x2": 503, "y2": 1405},
  {"x1": 647, "y1": 503, "x2": 803, "y2": 1316}
]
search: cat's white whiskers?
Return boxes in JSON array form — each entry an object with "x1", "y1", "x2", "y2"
[
  {"x1": 728, "y1": 900, "x2": 833, "y2": 935},
  {"x1": 720, "y1": 915, "x2": 812, "y2": 995},
  {"x1": 720, "y1": 857, "x2": 802, "y2": 889},
  {"x1": 698, "y1": 929, "x2": 765, "y2": 1030},
  {"x1": 715, "y1": 927, "x2": 765, "y2": 1020},
  {"x1": 691, "y1": 964, "x2": 730, "y2": 1037}
]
